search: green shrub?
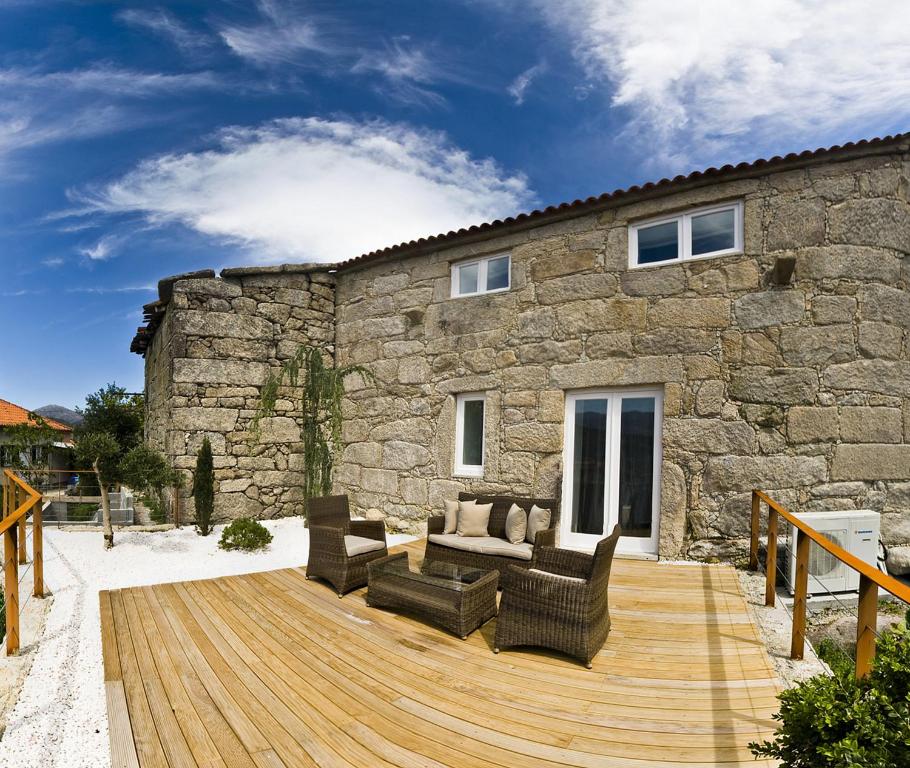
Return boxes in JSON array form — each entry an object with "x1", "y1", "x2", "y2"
[
  {"x1": 193, "y1": 437, "x2": 214, "y2": 536},
  {"x1": 815, "y1": 637, "x2": 855, "y2": 676},
  {"x1": 67, "y1": 502, "x2": 99, "y2": 522},
  {"x1": 218, "y1": 517, "x2": 272, "y2": 552},
  {"x1": 751, "y1": 622, "x2": 910, "y2": 767}
]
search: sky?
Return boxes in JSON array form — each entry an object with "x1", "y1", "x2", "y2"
[{"x1": 1, "y1": 0, "x2": 908, "y2": 411}]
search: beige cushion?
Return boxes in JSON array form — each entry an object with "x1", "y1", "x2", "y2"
[
  {"x1": 428, "y1": 534, "x2": 533, "y2": 561},
  {"x1": 344, "y1": 535, "x2": 385, "y2": 557},
  {"x1": 479, "y1": 539, "x2": 533, "y2": 561},
  {"x1": 504, "y1": 503, "x2": 527, "y2": 545},
  {"x1": 526, "y1": 504, "x2": 552, "y2": 544},
  {"x1": 456, "y1": 500, "x2": 492, "y2": 537},
  {"x1": 529, "y1": 568, "x2": 585, "y2": 584},
  {"x1": 443, "y1": 499, "x2": 463, "y2": 534}
]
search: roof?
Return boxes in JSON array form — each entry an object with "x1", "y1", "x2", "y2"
[
  {"x1": 130, "y1": 130, "x2": 909, "y2": 356},
  {"x1": 0, "y1": 398, "x2": 73, "y2": 433},
  {"x1": 336, "y1": 131, "x2": 909, "y2": 271}
]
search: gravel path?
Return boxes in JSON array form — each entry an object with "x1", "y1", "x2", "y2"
[{"x1": 0, "y1": 519, "x2": 414, "y2": 768}]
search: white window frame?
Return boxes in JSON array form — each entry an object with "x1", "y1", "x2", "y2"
[
  {"x1": 450, "y1": 253, "x2": 511, "y2": 298},
  {"x1": 628, "y1": 200, "x2": 743, "y2": 269},
  {"x1": 454, "y1": 392, "x2": 486, "y2": 478}
]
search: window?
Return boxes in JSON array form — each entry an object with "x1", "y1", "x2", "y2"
[
  {"x1": 455, "y1": 393, "x2": 485, "y2": 477},
  {"x1": 628, "y1": 201, "x2": 742, "y2": 268},
  {"x1": 451, "y1": 253, "x2": 510, "y2": 297}
]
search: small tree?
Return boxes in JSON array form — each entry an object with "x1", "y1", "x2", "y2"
[
  {"x1": 254, "y1": 345, "x2": 373, "y2": 511},
  {"x1": 2, "y1": 413, "x2": 58, "y2": 487},
  {"x1": 76, "y1": 432, "x2": 119, "y2": 548},
  {"x1": 193, "y1": 437, "x2": 214, "y2": 536},
  {"x1": 120, "y1": 443, "x2": 179, "y2": 524},
  {"x1": 76, "y1": 384, "x2": 143, "y2": 461}
]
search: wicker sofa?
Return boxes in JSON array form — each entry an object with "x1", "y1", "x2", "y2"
[{"x1": 424, "y1": 493, "x2": 560, "y2": 582}]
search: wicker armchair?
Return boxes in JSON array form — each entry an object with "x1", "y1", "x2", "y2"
[
  {"x1": 494, "y1": 525, "x2": 621, "y2": 668},
  {"x1": 305, "y1": 495, "x2": 388, "y2": 597}
]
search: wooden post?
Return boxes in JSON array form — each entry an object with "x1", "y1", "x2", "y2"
[
  {"x1": 33, "y1": 497, "x2": 43, "y2": 598},
  {"x1": 749, "y1": 491, "x2": 760, "y2": 571},
  {"x1": 765, "y1": 508, "x2": 778, "y2": 607},
  {"x1": 17, "y1": 512, "x2": 26, "y2": 565},
  {"x1": 5, "y1": 525, "x2": 19, "y2": 655},
  {"x1": 855, "y1": 574, "x2": 878, "y2": 678},
  {"x1": 790, "y1": 528, "x2": 810, "y2": 660}
]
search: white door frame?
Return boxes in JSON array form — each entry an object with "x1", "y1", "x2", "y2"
[{"x1": 560, "y1": 387, "x2": 663, "y2": 556}]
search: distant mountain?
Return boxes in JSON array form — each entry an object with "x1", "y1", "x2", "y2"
[{"x1": 34, "y1": 404, "x2": 83, "y2": 428}]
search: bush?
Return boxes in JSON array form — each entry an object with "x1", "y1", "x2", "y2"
[
  {"x1": 218, "y1": 517, "x2": 272, "y2": 552},
  {"x1": 193, "y1": 438, "x2": 214, "y2": 536},
  {"x1": 751, "y1": 621, "x2": 910, "y2": 767}
]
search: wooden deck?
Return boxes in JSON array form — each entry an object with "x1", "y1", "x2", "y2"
[{"x1": 100, "y1": 540, "x2": 782, "y2": 768}]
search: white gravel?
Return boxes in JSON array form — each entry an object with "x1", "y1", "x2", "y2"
[{"x1": 0, "y1": 519, "x2": 414, "y2": 768}]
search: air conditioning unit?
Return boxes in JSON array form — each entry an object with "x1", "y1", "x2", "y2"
[{"x1": 786, "y1": 510, "x2": 880, "y2": 595}]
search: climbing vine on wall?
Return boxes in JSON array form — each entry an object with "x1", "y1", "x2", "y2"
[{"x1": 253, "y1": 345, "x2": 374, "y2": 509}]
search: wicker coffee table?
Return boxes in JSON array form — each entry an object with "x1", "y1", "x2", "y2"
[{"x1": 366, "y1": 552, "x2": 499, "y2": 639}]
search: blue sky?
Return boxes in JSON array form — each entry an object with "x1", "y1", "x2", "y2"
[{"x1": 1, "y1": 0, "x2": 908, "y2": 411}]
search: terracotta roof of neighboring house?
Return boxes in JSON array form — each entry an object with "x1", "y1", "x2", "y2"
[
  {"x1": 130, "y1": 130, "x2": 910, "y2": 355},
  {"x1": 0, "y1": 398, "x2": 73, "y2": 433}
]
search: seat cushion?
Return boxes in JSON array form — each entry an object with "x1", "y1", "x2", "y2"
[
  {"x1": 456, "y1": 500, "x2": 493, "y2": 537},
  {"x1": 529, "y1": 568, "x2": 585, "y2": 583},
  {"x1": 429, "y1": 533, "x2": 485, "y2": 553},
  {"x1": 344, "y1": 535, "x2": 386, "y2": 557},
  {"x1": 429, "y1": 534, "x2": 532, "y2": 561},
  {"x1": 479, "y1": 539, "x2": 533, "y2": 561}
]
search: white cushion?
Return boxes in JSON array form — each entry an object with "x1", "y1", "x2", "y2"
[
  {"x1": 505, "y1": 503, "x2": 528, "y2": 544},
  {"x1": 344, "y1": 535, "x2": 385, "y2": 557},
  {"x1": 526, "y1": 504, "x2": 552, "y2": 544},
  {"x1": 443, "y1": 499, "x2": 462, "y2": 534},
  {"x1": 428, "y1": 533, "x2": 532, "y2": 561},
  {"x1": 528, "y1": 568, "x2": 585, "y2": 584},
  {"x1": 456, "y1": 500, "x2": 493, "y2": 537}
]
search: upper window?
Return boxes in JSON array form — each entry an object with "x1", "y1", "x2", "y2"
[
  {"x1": 451, "y1": 253, "x2": 511, "y2": 297},
  {"x1": 629, "y1": 201, "x2": 743, "y2": 268},
  {"x1": 455, "y1": 393, "x2": 485, "y2": 477}
]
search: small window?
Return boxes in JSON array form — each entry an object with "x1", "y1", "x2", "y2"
[
  {"x1": 455, "y1": 393, "x2": 485, "y2": 477},
  {"x1": 629, "y1": 201, "x2": 742, "y2": 268},
  {"x1": 451, "y1": 253, "x2": 511, "y2": 297}
]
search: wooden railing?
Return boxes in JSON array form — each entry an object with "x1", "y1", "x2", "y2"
[
  {"x1": 751, "y1": 489, "x2": 910, "y2": 678},
  {"x1": 1, "y1": 469, "x2": 44, "y2": 655}
]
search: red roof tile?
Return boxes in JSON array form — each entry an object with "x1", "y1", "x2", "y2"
[{"x1": 0, "y1": 399, "x2": 72, "y2": 433}]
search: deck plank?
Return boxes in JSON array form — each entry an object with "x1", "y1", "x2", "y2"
[{"x1": 101, "y1": 542, "x2": 781, "y2": 767}]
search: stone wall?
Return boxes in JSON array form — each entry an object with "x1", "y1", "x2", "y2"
[
  {"x1": 333, "y1": 147, "x2": 910, "y2": 557},
  {"x1": 143, "y1": 265, "x2": 335, "y2": 520}
]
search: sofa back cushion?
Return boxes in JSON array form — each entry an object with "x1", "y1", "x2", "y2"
[
  {"x1": 504, "y1": 504, "x2": 528, "y2": 545},
  {"x1": 456, "y1": 500, "x2": 493, "y2": 537},
  {"x1": 526, "y1": 504, "x2": 552, "y2": 544},
  {"x1": 459, "y1": 493, "x2": 559, "y2": 541}
]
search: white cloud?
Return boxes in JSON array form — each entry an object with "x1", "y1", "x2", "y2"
[
  {"x1": 507, "y1": 62, "x2": 546, "y2": 105},
  {"x1": 41, "y1": 257, "x2": 64, "y2": 267},
  {"x1": 118, "y1": 8, "x2": 210, "y2": 54},
  {"x1": 78, "y1": 234, "x2": 120, "y2": 261},
  {"x1": 526, "y1": 0, "x2": 910, "y2": 168},
  {"x1": 0, "y1": 66, "x2": 218, "y2": 162},
  {"x1": 219, "y1": 0, "x2": 336, "y2": 65},
  {"x1": 77, "y1": 117, "x2": 534, "y2": 263},
  {"x1": 66, "y1": 285, "x2": 155, "y2": 294}
]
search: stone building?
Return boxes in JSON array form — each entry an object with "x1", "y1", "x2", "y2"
[{"x1": 132, "y1": 133, "x2": 910, "y2": 559}]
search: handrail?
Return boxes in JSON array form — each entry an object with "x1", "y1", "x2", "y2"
[
  {"x1": 750, "y1": 489, "x2": 910, "y2": 679},
  {"x1": 1, "y1": 469, "x2": 45, "y2": 654}
]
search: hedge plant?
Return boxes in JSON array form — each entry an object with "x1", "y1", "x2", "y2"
[
  {"x1": 218, "y1": 517, "x2": 272, "y2": 551},
  {"x1": 751, "y1": 617, "x2": 910, "y2": 767}
]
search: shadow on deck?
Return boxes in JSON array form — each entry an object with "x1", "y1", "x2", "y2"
[{"x1": 100, "y1": 539, "x2": 781, "y2": 767}]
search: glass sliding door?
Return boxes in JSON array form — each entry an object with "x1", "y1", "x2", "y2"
[{"x1": 562, "y1": 389, "x2": 663, "y2": 555}]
